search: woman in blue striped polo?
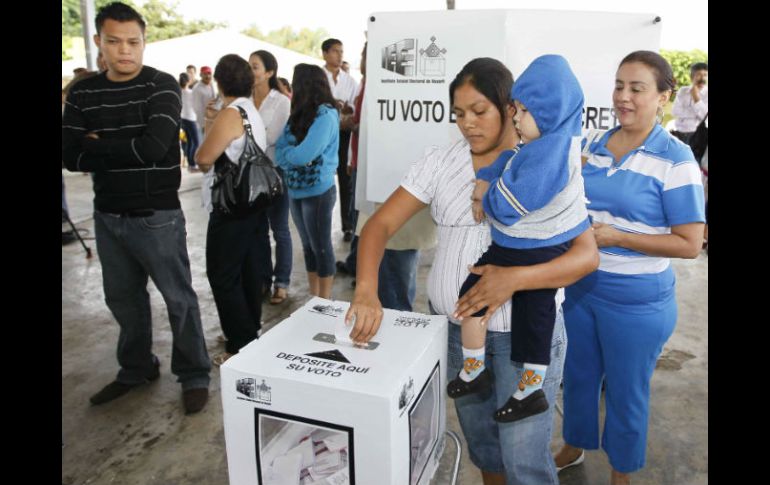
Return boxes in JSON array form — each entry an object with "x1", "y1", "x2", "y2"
[{"x1": 555, "y1": 51, "x2": 705, "y2": 485}]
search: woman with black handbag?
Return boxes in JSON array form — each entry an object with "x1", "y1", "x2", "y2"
[
  {"x1": 195, "y1": 54, "x2": 269, "y2": 366},
  {"x1": 276, "y1": 64, "x2": 340, "y2": 299}
]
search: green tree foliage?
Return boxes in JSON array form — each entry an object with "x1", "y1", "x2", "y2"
[
  {"x1": 62, "y1": 0, "x2": 83, "y2": 38},
  {"x1": 242, "y1": 25, "x2": 329, "y2": 58},
  {"x1": 62, "y1": 36, "x2": 73, "y2": 61},
  {"x1": 62, "y1": 0, "x2": 138, "y2": 37},
  {"x1": 141, "y1": 0, "x2": 226, "y2": 43},
  {"x1": 660, "y1": 49, "x2": 708, "y2": 97},
  {"x1": 241, "y1": 25, "x2": 265, "y2": 40},
  {"x1": 62, "y1": 0, "x2": 224, "y2": 59}
]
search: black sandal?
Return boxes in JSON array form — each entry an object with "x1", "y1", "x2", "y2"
[
  {"x1": 446, "y1": 368, "x2": 493, "y2": 398},
  {"x1": 493, "y1": 389, "x2": 549, "y2": 423}
]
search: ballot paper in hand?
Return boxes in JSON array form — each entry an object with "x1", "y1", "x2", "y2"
[{"x1": 333, "y1": 316, "x2": 353, "y2": 345}]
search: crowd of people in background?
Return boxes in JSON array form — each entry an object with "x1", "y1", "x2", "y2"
[{"x1": 63, "y1": 2, "x2": 707, "y2": 484}]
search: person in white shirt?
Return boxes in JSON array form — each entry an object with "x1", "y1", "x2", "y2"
[
  {"x1": 671, "y1": 62, "x2": 707, "y2": 144},
  {"x1": 186, "y1": 64, "x2": 198, "y2": 89},
  {"x1": 249, "y1": 49, "x2": 292, "y2": 305},
  {"x1": 179, "y1": 72, "x2": 201, "y2": 172},
  {"x1": 192, "y1": 65, "x2": 217, "y2": 136},
  {"x1": 322, "y1": 38, "x2": 358, "y2": 241}
]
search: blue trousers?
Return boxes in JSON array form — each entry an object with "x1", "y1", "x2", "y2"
[
  {"x1": 290, "y1": 186, "x2": 337, "y2": 277},
  {"x1": 94, "y1": 209, "x2": 211, "y2": 390},
  {"x1": 343, "y1": 169, "x2": 359, "y2": 273},
  {"x1": 337, "y1": 130, "x2": 353, "y2": 232},
  {"x1": 378, "y1": 249, "x2": 419, "y2": 311},
  {"x1": 562, "y1": 269, "x2": 677, "y2": 473},
  {"x1": 180, "y1": 119, "x2": 200, "y2": 168},
  {"x1": 259, "y1": 167, "x2": 293, "y2": 289},
  {"x1": 443, "y1": 303, "x2": 566, "y2": 485},
  {"x1": 61, "y1": 173, "x2": 68, "y2": 216},
  {"x1": 267, "y1": 168, "x2": 293, "y2": 288}
]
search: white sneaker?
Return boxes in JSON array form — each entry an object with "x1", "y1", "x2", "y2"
[{"x1": 556, "y1": 450, "x2": 585, "y2": 472}]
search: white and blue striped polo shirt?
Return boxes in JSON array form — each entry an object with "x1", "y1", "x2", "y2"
[{"x1": 582, "y1": 124, "x2": 705, "y2": 275}]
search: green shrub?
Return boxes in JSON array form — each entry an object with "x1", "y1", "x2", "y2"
[{"x1": 660, "y1": 49, "x2": 708, "y2": 100}]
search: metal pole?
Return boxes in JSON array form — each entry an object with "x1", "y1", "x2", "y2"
[{"x1": 445, "y1": 430, "x2": 462, "y2": 485}]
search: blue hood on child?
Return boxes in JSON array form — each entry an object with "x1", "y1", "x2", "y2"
[{"x1": 511, "y1": 54, "x2": 584, "y2": 137}]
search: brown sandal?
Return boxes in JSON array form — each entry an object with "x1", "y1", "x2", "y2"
[
  {"x1": 269, "y1": 288, "x2": 288, "y2": 305},
  {"x1": 212, "y1": 352, "x2": 234, "y2": 367}
]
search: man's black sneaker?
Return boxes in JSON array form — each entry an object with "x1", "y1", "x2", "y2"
[
  {"x1": 336, "y1": 261, "x2": 353, "y2": 276},
  {"x1": 183, "y1": 388, "x2": 209, "y2": 414},
  {"x1": 89, "y1": 358, "x2": 160, "y2": 405}
]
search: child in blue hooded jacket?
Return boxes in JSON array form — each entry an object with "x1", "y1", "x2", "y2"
[{"x1": 447, "y1": 55, "x2": 591, "y2": 423}]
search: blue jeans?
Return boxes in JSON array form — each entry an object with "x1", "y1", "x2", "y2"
[
  {"x1": 337, "y1": 130, "x2": 353, "y2": 232},
  {"x1": 94, "y1": 209, "x2": 211, "y2": 391},
  {"x1": 344, "y1": 235, "x2": 358, "y2": 274},
  {"x1": 289, "y1": 186, "x2": 337, "y2": 277},
  {"x1": 61, "y1": 173, "x2": 68, "y2": 215},
  {"x1": 207, "y1": 210, "x2": 269, "y2": 354},
  {"x1": 343, "y1": 169, "x2": 359, "y2": 273},
  {"x1": 348, "y1": 168, "x2": 359, "y2": 232},
  {"x1": 378, "y1": 249, "x2": 418, "y2": 311},
  {"x1": 444, "y1": 304, "x2": 566, "y2": 485},
  {"x1": 180, "y1": 119, "x2": 200, "y2": 167},
  {"x1": 264, "y1": 168, "x2": 292, "y2": 289}
]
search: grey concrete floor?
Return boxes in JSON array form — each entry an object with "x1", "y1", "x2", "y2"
[{"x1": 62, "y1": 169, "x2": 708, "y2": 485}]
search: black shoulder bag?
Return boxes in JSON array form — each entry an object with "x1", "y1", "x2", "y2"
[{"x1": 211, "y1": 106, "x2": 283, "y2": 216}]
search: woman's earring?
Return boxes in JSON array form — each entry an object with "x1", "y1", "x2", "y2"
[{"x1": 656, "y1": 106, "x2": 664, "y2": 124}]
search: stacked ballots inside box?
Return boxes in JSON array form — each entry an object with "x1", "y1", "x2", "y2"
[{"x1": 262, "y1": 421, "x2": 350, "y2": 485}]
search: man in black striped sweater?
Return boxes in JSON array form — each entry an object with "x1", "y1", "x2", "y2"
[{"x1": 62, "y1": 2, "x2": 211, "y2": 414}]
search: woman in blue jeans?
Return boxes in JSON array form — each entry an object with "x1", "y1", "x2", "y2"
[
  {"x1": 250, "y1": 49, "x2": 292, "y2": 304},
  {"x1": 346, "y1": 58, "x2": 599, "y2": 485},
  {"x1": 276, "y1": 64, "x2": 340, "y2": 299}
]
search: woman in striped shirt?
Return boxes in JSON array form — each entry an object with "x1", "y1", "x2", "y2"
[
  {"x1": 347, "y1": 58, "x2": 598, "y2": 485},
  {"x1": 554, "y1": 51, "x2": 705, "y2": 485}
]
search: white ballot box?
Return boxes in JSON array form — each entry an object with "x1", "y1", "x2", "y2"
[{"x1": 221, "y1": 297, "x2": 448, "y2": 485}]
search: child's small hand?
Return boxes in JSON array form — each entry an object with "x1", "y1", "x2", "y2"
[
  {"x1": 472, "y1": 179, "x2": 490, "y2": 201},
  {"x1": 472, "y1": 199, "x2": 486, "y2": 223},
  {"x1": 471, "y1": 180, "x2": 490, "y2": 223}
]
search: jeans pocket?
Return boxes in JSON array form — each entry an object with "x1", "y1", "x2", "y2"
[{"x1": 141, "y1": 210, "x2": 179, "y2": 230}]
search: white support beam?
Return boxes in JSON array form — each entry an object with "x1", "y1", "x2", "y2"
[{"x1": 79, "y1": 0, "x2": 97, "y2": 71}]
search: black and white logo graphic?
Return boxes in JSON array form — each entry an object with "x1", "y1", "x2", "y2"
[
  {"x1": 310, "y1": 304, "x2": 346, "y2": 317},
  {"x1": 399, "y1": 376, "x2": 416, "y2": 413},
  {"x1": 394, "y1": 315, "x2": 432, "y2": 328},
  {"x1": 382, "y1": 38, "x2": 417, "y2": 75},
  {"x1": 236, "y1": 377, "x2": 272, "y2": 404},
  {"x1": 381, "y1": 35, "x2": 447, "y2": 77},
  {"x1": 419, "y1": 36, "x2": 447, "y2": 76},
  {"x1": 305, "y1": 349, "x2": 351, "y2": 363}
]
